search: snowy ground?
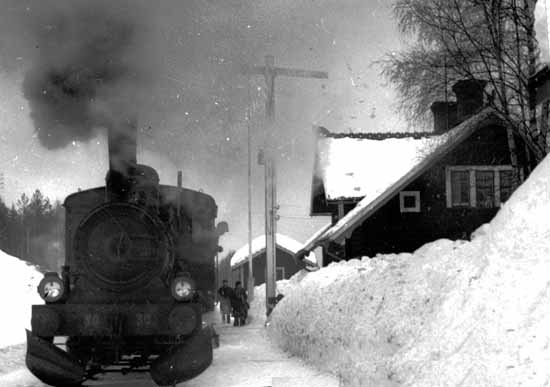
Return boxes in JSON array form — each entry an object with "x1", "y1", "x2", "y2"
[
  {"x1": 0, "y1": 250, "x2": 43, "y2": 348},
  {"x1": 266, "y1": 154, "x2": 550, "y2": 387},
  {"x1": 7, "y1": 152, "x2": 550, "y2": 386},
  {"x1": 0, "y1": 249, "x2": 338, "y2": 387},
  {"x1": 182, "y1": 314, "x2": 339, "y2": 387},
  {"x1": 0, "y1": 305, "x2": 340, "y2": 387}
]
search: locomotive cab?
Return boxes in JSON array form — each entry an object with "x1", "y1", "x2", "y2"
[{"x1": 26, "y1": 121, "x2": 226, "y2": 387}]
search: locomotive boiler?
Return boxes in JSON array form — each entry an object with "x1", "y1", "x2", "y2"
[{"x1": 26, "y1": 119, "x2": 227, "y2": 386}]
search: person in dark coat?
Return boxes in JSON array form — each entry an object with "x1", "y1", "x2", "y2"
[
  {"x1": 217, "y1": 280, "x2": 234, "y2": 324},
  {"x1": 231, "y1": 281, "x2": 248, "y2": 326}
]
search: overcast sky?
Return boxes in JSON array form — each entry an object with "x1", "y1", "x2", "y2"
[{"x1": 0, "y1": 0, "x2": 549, "y2": 253}]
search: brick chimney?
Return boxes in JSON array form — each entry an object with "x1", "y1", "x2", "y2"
[
  {"x1": 452, "y1": 79, "x2": 487, "y2": 122},
  {"x1": 430, "y1": 101, "x2": 458, "y2": 133}
]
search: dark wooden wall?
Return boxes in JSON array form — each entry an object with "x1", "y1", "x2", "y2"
[
  {"x1": 231, "y1": 249, "x2": 300, "y2": 286},
  {"x1": 323, "y1": 125, "x2": 535, "y2": 262}
]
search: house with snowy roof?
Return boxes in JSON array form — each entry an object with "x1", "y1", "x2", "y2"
[
  {"x1": 297, "y1": 79, "x2": 538, "y2": 265},
  {"x1": 230, "y1": 233, "x2": 316, "y2": 286}
]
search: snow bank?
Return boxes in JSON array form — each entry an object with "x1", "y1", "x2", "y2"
[
  {"x1": 268, "y1": 155, "x2": 550, "y2": 387},
  {"x1": 248, "y1": 270, "x2": 310, "y2": 325},
  {"x1": 0, "y1": 250, "x2": 43, "y2": 348}
]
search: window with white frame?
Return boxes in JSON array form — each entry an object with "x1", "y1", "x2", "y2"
[
  {"x1": 399, "y1": 191, "x2": 420, "y2": 212},
  {"x1": 446, "y1": 166, "x2": 514, "y2": 208}
]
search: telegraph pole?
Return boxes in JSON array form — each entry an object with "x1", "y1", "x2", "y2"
[
  {"x1": 246, "y1": 106, "x2": 255, "y2": 301},
  {"x1": 243, "y1": 55, "x2": 328, "y2": 315}
]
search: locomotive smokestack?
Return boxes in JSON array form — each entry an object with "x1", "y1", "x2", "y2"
[
  {"x1": 108, "y1": 118, "x2": 137, "y2": 172},
  {"x1": 106, "y1": 118, "x2": 138, "y2": 200}
]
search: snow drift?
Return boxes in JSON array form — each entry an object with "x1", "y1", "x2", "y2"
[
  {"x1": 0, "y1": 250, "x2": 43, "y2": 348},
  {"x1": 248, "y1": 269, "x2": 310, "y2": 325},
  {"x1": 268, "y1": 155, "x2": 550, "y2": 386}
]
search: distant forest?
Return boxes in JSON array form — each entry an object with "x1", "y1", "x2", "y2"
[
  {"x1": 0, "y1": 190, "x2": 64, "y2": 271},
  {"x1": 0, "y1": 191, "x2": 238, "y2": 278}
]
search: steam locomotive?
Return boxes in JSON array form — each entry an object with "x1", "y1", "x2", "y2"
[{"x1": 26, "y1": 119, "x2": 227, "y2": 386}]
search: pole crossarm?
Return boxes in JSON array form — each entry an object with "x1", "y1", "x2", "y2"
[
  {"x1": 242, "y1": 54, "x2": 328, "y2": 316},
  {"x1": 241, "y1": 64, "x2": 328, "y2": 80},
  {"x1": 275, "y1": 67, "x2": 328, "y2": 79}
]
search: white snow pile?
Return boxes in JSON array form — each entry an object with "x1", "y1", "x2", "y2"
[
  {"x1": 248, "y1": 270, "x2": 310, "y2": 325},
  {"x1": 268, "y1": 155, "x2": 550, "y2": 387},
  {"x1": 0, "y1": 250, "x2": 43, "y2": 348}
]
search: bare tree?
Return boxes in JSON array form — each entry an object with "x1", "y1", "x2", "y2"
[{"x1": 381, "y1": 0, "x2": 544, "y2": 160}]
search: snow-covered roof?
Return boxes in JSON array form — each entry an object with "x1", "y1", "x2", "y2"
[
  {"x1": 298, "y1": 108, "x2": 508, "y2": 259},
  {"x1": 231, "y1": 233, "x2": 316, "y2": 268},
  {"x1": 317, "y1": 132, "x2": 447, "y2": 201}
]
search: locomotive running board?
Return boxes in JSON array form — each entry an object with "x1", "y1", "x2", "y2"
[
  {"x1": 25, "y1": 330, "x2": 85, "y2": 386},
  {"x1": 150, "y1": 327, "x2": 213, "y2": 386}
]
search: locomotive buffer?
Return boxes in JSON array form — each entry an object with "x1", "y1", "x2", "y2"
[{"x1": 242, "y1": 55, "x2": 327, "y2": 315}]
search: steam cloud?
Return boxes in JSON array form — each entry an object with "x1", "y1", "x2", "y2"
[
  {"x1": 1, "y1": 0, "x2": 341, "y2": 251},
  {"x1": 21, "y1": 2, "x2": 147, "y2": 149}
]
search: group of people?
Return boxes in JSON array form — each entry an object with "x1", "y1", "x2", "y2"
[{"x1": 217, "y1": 280, "x2": 249, "y2": 326}]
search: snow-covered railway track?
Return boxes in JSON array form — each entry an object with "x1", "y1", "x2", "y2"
[
  {"x1": 0, "y1": 321, "x2": 339, "y2": 387},
  {"x1": 0, "y1": 368, "x2": 323, "y2": 387}
]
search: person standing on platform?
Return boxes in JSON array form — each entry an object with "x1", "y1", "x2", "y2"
[
  {"x1": 232, "y1": 281, "x2": 248, "y2": 326},
  {"x1": 217, "y1": 279, "x2": 234, "y2": 324}
]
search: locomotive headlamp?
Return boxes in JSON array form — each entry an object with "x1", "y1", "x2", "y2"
[
  {"x1": 37, "y1": 273, "x2": 65, "y2": 303},
  {"x1": 171, "y1": 276, "x2": 195, "y2": 301}
]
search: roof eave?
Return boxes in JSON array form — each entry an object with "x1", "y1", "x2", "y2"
[
  {"x1": 294, "y1": 222, "x2": 332, "y2": 261},
  {"x1": 299, "y1": 107, "x2": 506, "y2": 255}
]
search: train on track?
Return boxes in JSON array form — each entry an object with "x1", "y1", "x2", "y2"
[{"x1": 26, "y1": 119, "x2": 227, "y2": 386}]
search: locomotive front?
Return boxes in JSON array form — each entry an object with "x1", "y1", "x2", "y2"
[{"x1": 26, "y1": 120, "x2": 226, "y2": 387}]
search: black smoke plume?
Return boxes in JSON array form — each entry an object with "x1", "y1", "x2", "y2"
[{"x1": 21, "y1": 2, "x2": 146, "y2": 149}]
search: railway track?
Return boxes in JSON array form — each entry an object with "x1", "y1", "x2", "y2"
[{"x1": 0, "y1": 321, "x2": 339, "y2": 387}]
